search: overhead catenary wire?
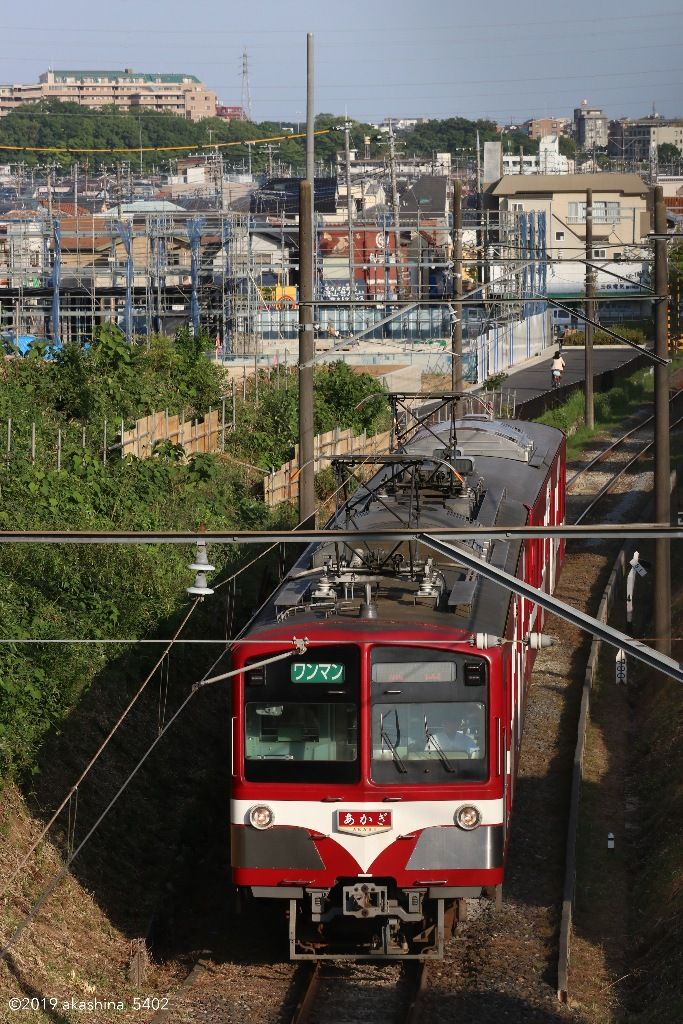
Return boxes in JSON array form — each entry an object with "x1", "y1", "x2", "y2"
[
  {"x1": 0, "y1": 597, "x2": 201, "y2": 905},
  {"x1": 0, "y1": 643, "x2": 304, "y2": 962}
]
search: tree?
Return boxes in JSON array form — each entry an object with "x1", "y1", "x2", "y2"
[
  {"x1": 658, "y1": 142, "x2": 682, "y2": 164},
  {"x1": 558, "y1": 136, "x2": 577, "y2": 159}
]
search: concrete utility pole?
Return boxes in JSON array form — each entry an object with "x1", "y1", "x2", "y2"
[
  {"x1": 306, "y1": 34, "x2": 315, "y2": 186},
  {"x1": 451, "y1": 180, "x2": 463, "y2": 398},
  {"x1": 344, "y1": 122, "x2": 354, "y2": 298},
  {"x1": 298, "y1": 179, "x2": 315, "y2": 528},
  {"x1": 46, "y1": 163, "x2": 53, "y2": 229},
  {"x1": 387, "y1": 120, "x2": 404, "y2": 298},
  {"x1": 584, "y1": 189, "x2": 595, "y2": 429},
  {"x1": 298, "y1": 32, "x2": 316, "y2": 530},
  {"x1": 116, "y1": 163, "x2": 123, "y2": 220},
  {"x1": 654, "y1": 185, "x2": 671, "y2": 654}
]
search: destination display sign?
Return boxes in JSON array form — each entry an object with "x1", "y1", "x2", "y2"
[
  {"x1": 372, "y1": 661, "x2": 456, "y2": 683},
  {"x1": 291, "y1": 662, "x2": 346, "y2": 683}
]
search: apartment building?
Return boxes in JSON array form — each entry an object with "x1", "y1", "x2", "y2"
[
  {"x1": 0, "y1": 69, "x2": 216, "y2": 121},
  {"x1": 525, "y1": 117, "x2": 570, "y2": 140},
  {"x1": 574, "y1": 101, "x2": 609, "y2": 149},
  {"x1": 485, "y1": 173, "x2": 652, "y2": 314},
  {"x1": 487, "y1": 173, "x2": 649, "y2": 260},
  {"x1": 609, "y1": 117, "x2": 683, "y2": 160}
]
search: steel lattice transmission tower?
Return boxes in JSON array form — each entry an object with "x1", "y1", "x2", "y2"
[{"x1": 241, "y1": 49, "x2": 252, "y2": 122}]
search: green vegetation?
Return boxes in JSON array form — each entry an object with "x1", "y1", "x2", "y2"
[
  {"x1": 0, "y1": 334, "x2": 389, "y2": 778},
  {"x1": 227, "y1": 361, "x2": 389, "y2": 469},
  {"x1": 0, "y1": 101, "x2": 534, "y2": 171},
  {"x1": 561, "y1": 325, "x2": 648, "y2": 347},
  {"x1": 535, "y1": 363, "x2": 656, "y2": 456},
  {"x1": 657, "y1": 141, "x2": 682, "y2": 163},
  {"x1": 392, "y1": 116, "x2": 535, "y2": 159},
  {"x1": 481, "y1": 371, "x2": 509, "y2": 391}
]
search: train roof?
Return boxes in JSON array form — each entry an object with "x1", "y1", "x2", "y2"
[{"x1": 244, "y1": 416, "x2": 564, "y2": 643}]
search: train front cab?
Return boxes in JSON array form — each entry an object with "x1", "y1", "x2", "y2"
[{"x1": 230, "y1": 635, "x2": 509, "y2": 959}]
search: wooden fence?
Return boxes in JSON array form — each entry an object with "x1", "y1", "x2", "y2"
[
  {"x1": 264, "y1": 427, "x2": 392, "y2": 506},
  {"x1": 121, "y1": 409, "x2": 222, "y2": 459}
]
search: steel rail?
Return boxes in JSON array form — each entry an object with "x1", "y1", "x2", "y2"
[
  {"x1": 404, "y1": 962, "x2": 429, "y2": 1024},
  {"x1": 567, "y1": 415, "x2": 655, "y2": 489},
  {"x1": 288, "y1": 963, "x2": 321, "y2": 1024},
  {"x1": 573, "y1": 413, "x2": 683, "y2": 525},
  {"x1": 567, "y1": 389, "x2": 683, "y2": 490},
  {"x1": 0, "y1": 525, "x2": 682, "y2": 544},
  {"x1": 418, "y1": 533, "x2": 683, "y2": 684},
  {"x1": 289, "y1": 961, "x2": 426, "y2": 1024}
]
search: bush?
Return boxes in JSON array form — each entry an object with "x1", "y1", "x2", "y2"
[{"x1": 562, "y1": 326, "x2": 647, "y2": 347}]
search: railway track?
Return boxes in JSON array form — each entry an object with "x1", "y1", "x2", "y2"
[
  {"x1": 149, "y1": 956, "x2": 428, "y2": 1024},
  {"x1": 289, "y1": 961, "x2": 427, "y2": 1024},
  {"x1": 149, "y1": 392, "x2": 683, "y2": 1024},
  {"x1": 566, "y1": 393, "x2": 683, "y2": 524}
]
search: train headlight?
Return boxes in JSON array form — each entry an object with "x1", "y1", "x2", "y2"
[
  {"x1": 455, "y1": 805, "x2": 481, "y2": 831},
  {"x1": 248, "y1": 804, "x2": 275, "y2": 830}
]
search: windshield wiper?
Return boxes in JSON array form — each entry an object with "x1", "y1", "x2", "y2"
[
  {"x1": 424, "y1": 715, "x2": 455, "y2": 773},
  {"x1": 380, "y1": 711, "x2": 407, "y2": 774}
]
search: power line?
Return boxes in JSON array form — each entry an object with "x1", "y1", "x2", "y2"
[
  {"x1": 0, "y1": 643, "x2": 305, "y2": 961},
  {"x1": 0, "y1": 599, "x2": 201, "y2": 906}
]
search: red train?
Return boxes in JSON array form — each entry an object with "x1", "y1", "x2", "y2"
[{"x1": 230, "y1": 409, "x2": 565, "y2": 959}]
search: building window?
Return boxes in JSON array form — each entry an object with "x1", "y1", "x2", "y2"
[
  {"x1": 593, "y1": 248, "x2": 606, "y2": 258},
  {"x1": 568, "y1": 201, "x2": 621, "y2": 224},
  {"x1": 555, "y1": 231, "x2": 565, "y2": 241}
]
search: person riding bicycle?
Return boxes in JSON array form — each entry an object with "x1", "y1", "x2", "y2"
[{"x1": 551, "y1": 350, "x2": 566, "y2": 388}]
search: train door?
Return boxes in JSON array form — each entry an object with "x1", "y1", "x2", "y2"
[
  {"x1": 509, "y1": 619, "x2": 517, "y2": 760},
  {"x1": 545, "y1": 481, "x2": 554, "y2": 594},
  {"x1": 514, "y1": 598, "x2": 524, "y2": 745}
]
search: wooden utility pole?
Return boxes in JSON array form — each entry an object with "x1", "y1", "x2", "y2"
[
  {"x1": 451, "y1": 180, "x2": 463, "y2": 399},
  {"x1": 654, "y1": 185, "x2": 671, "y2": 654},
  {"x1": 584, "y1": 189, "x2": 595, "y2": 429}
]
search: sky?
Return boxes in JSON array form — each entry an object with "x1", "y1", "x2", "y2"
[{"x1": 1, "y1": 0, "x2": 681, "y2": 126}]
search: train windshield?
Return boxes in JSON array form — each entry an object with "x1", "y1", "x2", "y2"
[
  {"x1": 371, "y1": 647, "x2": 488, "y2": 784},
  {"x1": 371, "y1": 702, "x2": 486, "y2": 782},
  {"x1": 242, "y1": 645, "x2": 360, "y2": 783},
  {"x1": 245, "y1": 702, "x2": 358, "y2": 781}
]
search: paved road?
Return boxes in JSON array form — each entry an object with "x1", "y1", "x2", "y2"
[{"x1": 494, "y1": 345, "x2": 641, "y2": 405}]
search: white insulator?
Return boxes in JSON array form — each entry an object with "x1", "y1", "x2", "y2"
[
  {"x1": 470, "y1": 633, "x2": 503, "y2": 649},
  {"x1": 186, "y1": 571, "x2": 214, "y2": 596},
  {"x1": 188, "y1": 540, "x2": 216, "y2": 573},
  {"x1": 525, "y1": 632, "x2": 557, "y2": 650}
]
